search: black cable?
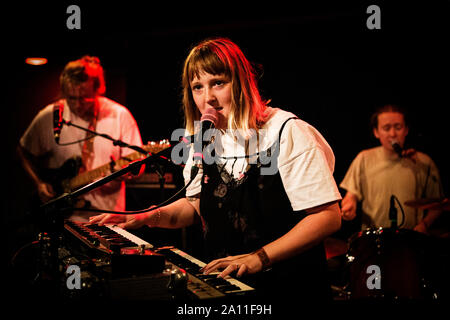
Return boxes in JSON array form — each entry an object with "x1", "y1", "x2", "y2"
[
  {"x1": 73, "y1": 166, "x2": 198, "y2": 215},
  {"x1": 393, "y1": 195, "x2": 406, "y2": 227},
  {"x1": 10, "y1": 240, "x2": 40, "y2": 267}
]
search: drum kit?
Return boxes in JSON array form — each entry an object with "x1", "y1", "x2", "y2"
[{"x1": 326, "y1": 198, "x2": 449, "y2": 301}]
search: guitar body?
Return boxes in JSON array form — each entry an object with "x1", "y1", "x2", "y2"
[{"x1": 40, "y1": 157, "x2": 82, "y2": 195}]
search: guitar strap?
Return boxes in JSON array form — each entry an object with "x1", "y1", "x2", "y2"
[{"x1": 79, "y1": 100, "x2": 99, "y2": 174}]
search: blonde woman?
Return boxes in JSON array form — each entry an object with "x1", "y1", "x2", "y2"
[{"x1": 91, "y1": 38, "x2": 341, "y2": 300}]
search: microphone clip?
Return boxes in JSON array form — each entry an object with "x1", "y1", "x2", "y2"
[{"x1": 53, "y1": 102, "x2": 65, "y2": 144}]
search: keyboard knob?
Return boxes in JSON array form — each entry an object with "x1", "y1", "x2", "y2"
[{"x1": 168, "y1": 267, "x2": 188, "y2": 294}]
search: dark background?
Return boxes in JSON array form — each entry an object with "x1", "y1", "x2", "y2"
[{"x1": 3, "y1": 1, "x2": 449, "y2": 258}]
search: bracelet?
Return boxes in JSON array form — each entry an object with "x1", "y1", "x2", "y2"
[
  {"x1": 254, "y1": 247, "x2": 271, "y2": 270},
  {"x1": 147, "y1": 208, "x2": 161, "y2": 228}
]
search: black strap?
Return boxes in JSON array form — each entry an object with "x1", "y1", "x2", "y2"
[
  {"x1": 218, "y1": 116, "x2": 299, "y2": 160},
  {"x1": 277, "y1": 117, "x2": 299, "y2": 141}
]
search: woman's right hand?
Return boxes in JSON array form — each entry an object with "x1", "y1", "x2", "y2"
[{"x1": 88, "y1": 212, "x2": 151, "y2": 229}]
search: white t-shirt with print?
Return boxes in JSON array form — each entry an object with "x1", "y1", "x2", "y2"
[{"x1": 183, "y1": 107, "x2": 341, "y2": 212}]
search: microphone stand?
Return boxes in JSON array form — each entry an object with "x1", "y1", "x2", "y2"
[
  {"x1": 40, "y1": 152, "x2": 162, "y2": 214},
  {"x1": 44, "y1": 119, "x2": 194, "y2": 218},
  {"x1": 35, "y1": 147, "x2": 177, "y2": 299},
  {"x1": 42, "y1": 117, "x2": 184, "y2": 224},
  {"x1": 34, "y1": 120, "x2": 171, "y2": 297},
  {"x1": 62, "y1": 118, "x2": 168, "y2": 187},
  {"x1": 62, "y1": 119, "x2": 149, "y2": 155}
]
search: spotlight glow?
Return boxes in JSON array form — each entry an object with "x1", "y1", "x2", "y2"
[{"x1": 25, "y1": 57, "x2": 48, "y2": 65}]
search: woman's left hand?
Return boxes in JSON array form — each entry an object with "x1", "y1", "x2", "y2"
[{"x1": 200, "y1": 253, "x2": 263, "y2": 278}]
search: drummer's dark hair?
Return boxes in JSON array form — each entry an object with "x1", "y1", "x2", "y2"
[{"x1": 370, "y1": 104, "x2": 409, "y2": 129}]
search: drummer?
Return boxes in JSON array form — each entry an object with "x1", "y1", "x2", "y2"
[{"x1": 340, "y1": 104, "x2": 444, "y2": 234}]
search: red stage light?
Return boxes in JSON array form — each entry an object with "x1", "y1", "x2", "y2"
[{"x1": 25, "y1": 57, "x2": 48, "y2": 65}]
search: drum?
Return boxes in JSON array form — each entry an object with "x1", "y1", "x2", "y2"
[{"x1": 347, "y1": 227, "x2": 435, "y2": 300}]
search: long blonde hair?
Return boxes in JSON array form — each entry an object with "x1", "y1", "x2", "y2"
[{"x1": 182, "y1": 38, "x2": 268, "y2": 135}]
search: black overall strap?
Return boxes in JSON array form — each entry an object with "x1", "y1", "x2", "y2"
[
  {"x1": 278, "y1": 116, "x2": 299, "y2": 140},
  {"x1": 257, "y1": 116, "x2": 298, "y2": 167}
]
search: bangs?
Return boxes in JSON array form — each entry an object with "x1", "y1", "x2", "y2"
[{"x1": 186, "y1": 46, "x2": 230, "y2": 82}]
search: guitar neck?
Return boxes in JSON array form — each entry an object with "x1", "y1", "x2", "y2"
[
  {"x1": 68, "y1": 152, "x2": 141, "y2": 190},
  {"x1": 62, "y1": 142, "x2": 169, "y2": 192}
]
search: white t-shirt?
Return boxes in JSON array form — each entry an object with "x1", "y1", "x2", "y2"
[
  {"x1": 340, "y1": 146, "x2": 443, "y2": 229},
  {"x1": 183, "y1": 107, "x2": 342, "y2": 212},
  {"x1": 20, "y1": 97, "x2": 143, "y2": 217}
]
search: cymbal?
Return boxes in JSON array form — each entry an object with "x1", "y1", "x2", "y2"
[{"x1": 404, "y1": 198, "x2": 449, "y2": 210}]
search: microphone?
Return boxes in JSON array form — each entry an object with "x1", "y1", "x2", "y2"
[
  {"x1": 191, "y1": 107, "x2": 218, "y2": 178},
  {"x1": 391, "y1": 140, "x2": 403, "y2": 158},
  {"x1": 53, "y1": 103, "x2": 64, "y2": 143}
]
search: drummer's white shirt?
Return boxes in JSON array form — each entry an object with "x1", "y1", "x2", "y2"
[
  {"x1": 340, "y1": 146, "x2": 443, "y2": 229},
  {"x1": 183, "y1": 107, "x2": 342, "y2": 212}
]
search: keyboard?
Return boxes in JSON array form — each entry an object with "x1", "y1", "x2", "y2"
[
  {"x1": 63, "y1": 219, "x2": 165, "y2": 276},
  {"x1": 159, "y1": 247, "x2": 255, "y2": 299},
  {"x1": 63, "y1": 219, "x2": 254, "y2": 299}
]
